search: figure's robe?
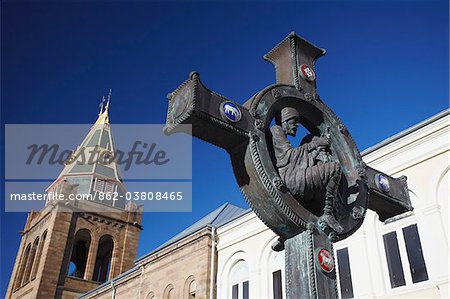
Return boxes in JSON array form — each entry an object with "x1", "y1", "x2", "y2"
[{"x1": 270, "y1": 125, "x2": 337, "y2": 203}]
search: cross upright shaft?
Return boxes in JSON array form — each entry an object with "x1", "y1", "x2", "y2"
[{"x1": 264, "y1": 32, "x2": 325, "y2": 96}]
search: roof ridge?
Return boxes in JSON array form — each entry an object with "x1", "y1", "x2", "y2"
[
  {"x1": 134, "y1": 202, "x2": 248, "y2": 264},
  {"x1": 362, "y1": 108, "x2": 449, "y2": 156},
  {"x1": 209, "y1": 202, "x2": 229, "y2": 225}
]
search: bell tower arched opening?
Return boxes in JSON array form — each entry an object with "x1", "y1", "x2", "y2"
[
  {"x1": 92, "y1": 235, "x2": 114, "y2": 283},
  {"x1": 68, "y1": 229, "x2": 91, "y2": 279}
]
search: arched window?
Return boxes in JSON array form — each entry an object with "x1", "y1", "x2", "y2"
[
  {"x1": 436, "y1": 169, "x2": 449, "y2": 239},
  {"x1": 31, "y1": 230, "x2": 47, "y2": 280},
  {"x1": 184, "y1": 276, "x2": 196, "y2": 299},
  {"x1": 92, "y1": 235, "x2": 114, "y2": 283},
  {"x1": 229, "y1": 260, "x2": 249, "y2": 299},
  {"x1": 145, "y1": 291, "x2": 155, "y2": 299},
  {"x1": 22, "y1": 237, "x2": 39, "y2": 284},
  {"x1": 68, "y1": 229, "x2": 91, "y2": 279},
  {"x1": 188, "y1": 281, "x2": 196, "y2": 298},
  {"x1": 164, "y1": 284, "x2": 175, "y2": 299},
  {"x1": 15, "y1": 243, "x2": 31, "y2": 289}
]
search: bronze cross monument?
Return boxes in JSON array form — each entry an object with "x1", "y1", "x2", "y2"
[{"x1": 163, "y1": 32, "x2": 412, "y2": 299}]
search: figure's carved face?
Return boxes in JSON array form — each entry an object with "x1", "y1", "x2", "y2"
[{"x1": 282, "y1": 117, "x2": 299, "y2": 137}]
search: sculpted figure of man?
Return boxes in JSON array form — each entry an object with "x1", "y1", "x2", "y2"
[{"x1": 270, "y1": 107, "x2": 343, "y2": 233}]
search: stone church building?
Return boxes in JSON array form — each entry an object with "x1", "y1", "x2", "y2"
[
  {"x1": 6, "y1": 106, "x2": 449, "y2": 299},
  {"x1": 6, "y1": 104, "x2": 143, "y2": 299}
]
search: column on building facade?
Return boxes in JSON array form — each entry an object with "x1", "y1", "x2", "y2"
[
  {"x1": 23, "y1": 238, "x2": 39, "y2": 283},
  {"x1": 84, "y1": 234, "x2": 98, "y2": 281},
  {"x1": 31, "y1": 234, "x2": 45, "y2": 280},
  {"x1": 110, "y1": 240, "x2": 120, "y2": 279},
  {"x1": 346, "y1": 227, "x2": 376, "y2": 298},
  {"x1": 419, "y1": 204, "x2": 448, "y2": 284},
  {"x1": 361, "y1": 213, "x2": 385, "y2": 297}
]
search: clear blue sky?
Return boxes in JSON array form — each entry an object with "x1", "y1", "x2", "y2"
[{"x1": 1, "y1": 0, "x2": 448, "y2": 295}]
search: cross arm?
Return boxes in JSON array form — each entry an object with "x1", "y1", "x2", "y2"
[
  {"x1": 365, "y1": 166, "x2": 413, "y2": 221},
  {"x1": 264, "y1": 32, "x2": 326, "y2": 96},
  {"x1": 164, "y1": 72, "x2": 254, "y2": 152}
]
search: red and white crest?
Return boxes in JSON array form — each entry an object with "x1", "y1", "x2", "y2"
[
  {"x1": 300, "y1": 64, "x2": 316, "y2": 81},
  {"x1": 317, "y1": 248, "x2": 334, "y2": 273}
]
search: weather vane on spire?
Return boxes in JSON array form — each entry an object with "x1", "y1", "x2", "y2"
[
  {"x1": 106, "y1": 88, "x2": 112, "y2": 109},
  {"x1": 99, "y1": 96, "x2": 106, "y2": 115},
  {"x1": 98, "y1": 89, "x2": 112, "y2": 115}
]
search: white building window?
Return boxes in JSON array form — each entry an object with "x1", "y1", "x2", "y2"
[
  {"x1": 269, "y1": 251, "x2": 284, "y2": 299},
  {"x1": 382, "y1": 223, "x2": 428, "y2": 289},
  {"x1": 336, "y1": 247, "x2": 354, "y2": 299},
  {"x1": 189, "y1": 280, "x2": 196, "y2": 298},
  {"x1": 230, "y1": 260, "x2": 249, "y2": 299},
  {"x1": 272, "y1": 270, "x2": 283, "y2": 299}
]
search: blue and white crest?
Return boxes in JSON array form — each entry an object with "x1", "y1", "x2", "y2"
[
  {"x1": 375, "y1": 173, "x2": 390, "y2": 192},
  {"x1": 221, "y1": 101, "x2": 242, "y2": 123}
]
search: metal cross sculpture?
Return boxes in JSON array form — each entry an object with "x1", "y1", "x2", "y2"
[{"x1": 164, "y1": 33, "x2": 412, "y2": 299}]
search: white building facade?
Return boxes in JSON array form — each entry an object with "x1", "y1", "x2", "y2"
[
  {"x1": 216, "y1": 211, "x2": 285, "y2": 299},
  {"x1": 216, "y1": 110, "x2": 449, "y2": 299}
]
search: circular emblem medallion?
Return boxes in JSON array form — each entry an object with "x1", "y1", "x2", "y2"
[
  {"x1": 299, "y1": 64, "x2": 316, "y2": 81},
  {"x1": 171, "y1": 84, "x2": 192, "y2": 119},
  {"x1": 317, "y1": 248, "x2": 334, "y2": 273},
  {"x1": 220, "y1": 101, "x2": 242, "y2": 123},
  {"x1": 375, "y1": 173, "x2": 390, "y2": 192}
]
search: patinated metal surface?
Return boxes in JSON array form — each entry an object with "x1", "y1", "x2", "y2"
[
  {"x1": 165, "y1": 77, "x2": 372, "y2": 241},
  {"x1": 163, "y1": 32, "x2": 413, "y2": 299},
  {"x1": 285, "y1": 227, "x2": 338, "y2": 299}
]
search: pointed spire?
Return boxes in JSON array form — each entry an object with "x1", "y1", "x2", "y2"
[
  {"x1": 95, "y1": 90, "x2": 112, "y2": 125},
  {"x1": 46, "y1": 89, "x2": 126, "y2": 209}
]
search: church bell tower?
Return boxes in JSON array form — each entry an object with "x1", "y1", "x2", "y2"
[{"x1": 6, "y1": 94, "x2": 143, "y2": 299}]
